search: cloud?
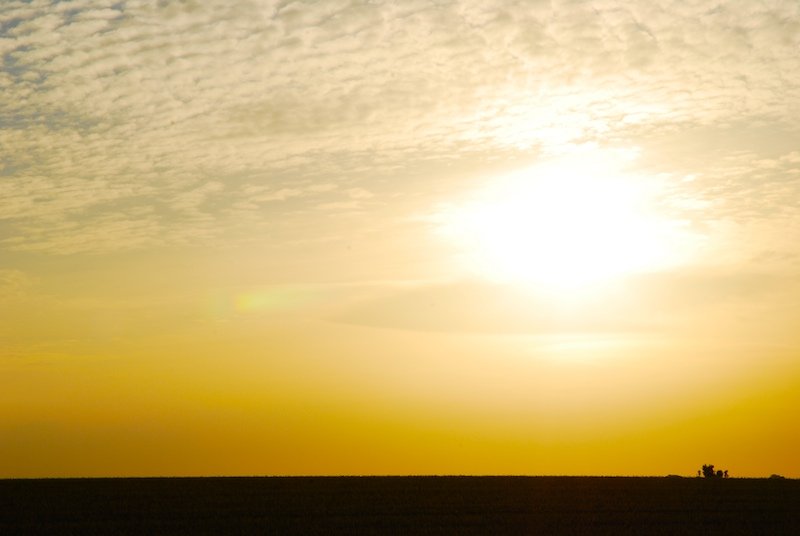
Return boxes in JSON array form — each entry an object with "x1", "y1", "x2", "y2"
[
  {"x1": 1, "y1": 0, "x2": 798, "y2": 254},
  {"x1": 334, "y1": 270, "x2": 800, "y2": 336},
  {"x1": 0, "y1": 269, "x2": 35, "y2": 299}
]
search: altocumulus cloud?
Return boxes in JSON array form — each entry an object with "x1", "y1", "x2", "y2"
[{"x1": 1, "y1": 0, "x2": 799, "y2": 254}]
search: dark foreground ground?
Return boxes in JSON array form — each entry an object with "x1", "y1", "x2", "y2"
[{"x1": 2, "y1": 476, "x2": 798, "y2": 535}]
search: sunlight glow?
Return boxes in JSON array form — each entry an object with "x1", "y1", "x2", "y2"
[{"x1": 437, "y1": 149, "x2": 692, "y2": 290}]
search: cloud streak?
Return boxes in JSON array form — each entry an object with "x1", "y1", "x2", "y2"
[{"x1": 1, "y1": 0, "x2": 798, "y2": 254}]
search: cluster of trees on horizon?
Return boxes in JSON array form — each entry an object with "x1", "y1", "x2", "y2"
[{"x1": 698, "y1": 464, "x2": 729, "y2": 478}]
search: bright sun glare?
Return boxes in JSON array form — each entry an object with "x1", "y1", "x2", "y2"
[{"x1": 438, "y1": 149, "x2": 690, "y2": 290}]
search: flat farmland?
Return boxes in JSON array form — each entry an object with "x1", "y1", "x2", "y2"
[{"x1": 2, "y1": 476, "x2": 798, "y2": 535}]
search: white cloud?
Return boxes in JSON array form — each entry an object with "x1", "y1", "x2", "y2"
[{"x1": 1, "y1": 0, "x2": 798, "y2": 254}]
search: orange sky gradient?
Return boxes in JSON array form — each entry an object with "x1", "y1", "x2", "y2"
[{"x1": 2, "y1": 0, "x2": 800, "y2": 478}]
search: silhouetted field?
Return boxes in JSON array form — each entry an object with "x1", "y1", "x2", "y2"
[{"x1": 2, "y1": 476, "x2": 798, "y2": 534}]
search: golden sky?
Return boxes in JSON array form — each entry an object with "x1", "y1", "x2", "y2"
[{"x1": 2, "y1": 0, "x2": 799, "y2": 478}]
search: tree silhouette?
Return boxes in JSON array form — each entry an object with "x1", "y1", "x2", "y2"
[{"x1": 699, "y1": 464, "x2": 729, "y2": 478}]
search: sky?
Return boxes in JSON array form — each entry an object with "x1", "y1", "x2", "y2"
[{"x1": 1, "y1": 0, "x2": 799, "y2": 478}]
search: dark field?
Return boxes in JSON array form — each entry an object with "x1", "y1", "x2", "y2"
[{"x1": 2, "y1": 476, "x2": 798, "y2": 535}]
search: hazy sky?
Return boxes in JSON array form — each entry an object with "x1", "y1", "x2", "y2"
[{"x1": 2, "y1": 0, "x2": 800, "y2": 478}]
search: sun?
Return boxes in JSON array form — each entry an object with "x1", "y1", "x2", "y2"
[{"x1": 436, "y1": 149, "x2": 688, "y2": 290}]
